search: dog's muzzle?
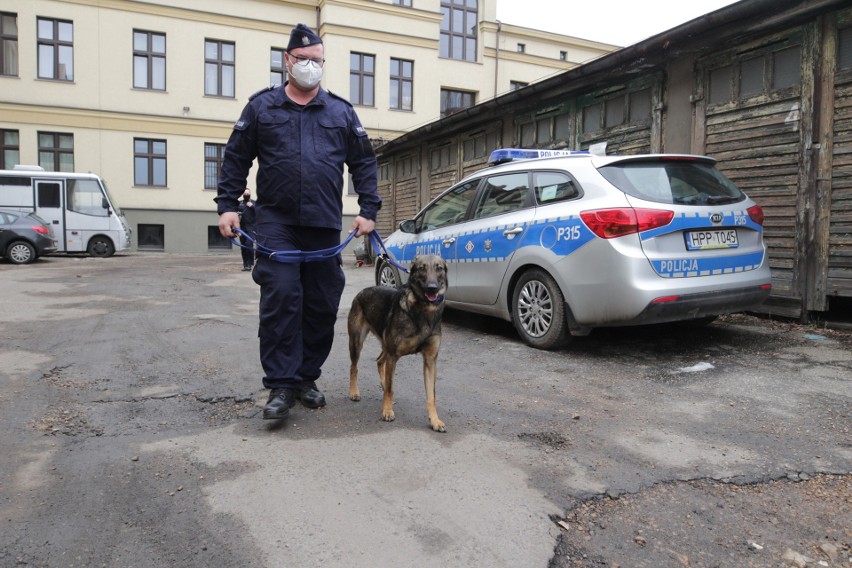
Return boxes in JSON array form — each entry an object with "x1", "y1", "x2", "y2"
[{"x1": 425, "y1": 284, "x2": 444, "y2": 305}]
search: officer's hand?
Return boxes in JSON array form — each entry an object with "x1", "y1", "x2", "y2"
[
  {"x1": 218, "y1": 211, "x2": 240, "y2": 238},
  {"x1": 350, "y1": 216, "x2": 375, "y2": 238}
]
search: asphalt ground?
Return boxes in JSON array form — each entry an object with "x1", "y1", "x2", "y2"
[{"x1": 0, "y1": 252, "x2": 850, "y2": 568}]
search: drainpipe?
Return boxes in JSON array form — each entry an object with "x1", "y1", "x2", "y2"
[{"x1": 494, "y1": 20, "x2": 501, "y2": 98}]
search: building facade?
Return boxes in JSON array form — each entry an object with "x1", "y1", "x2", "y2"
[{"x1": 0, "y1": 0, "x2": 616, "y2": 253}]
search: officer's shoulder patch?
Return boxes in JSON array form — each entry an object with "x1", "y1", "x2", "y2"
[
  {"x1": 233, "y1": 119, "x2": 248, "y2": 131},
  {"x1": 326, "y1": 90, "x2": 354, "y2": 107},
  {"x1": 248, "y1": 85, "x2": 275, "y2": 101}
]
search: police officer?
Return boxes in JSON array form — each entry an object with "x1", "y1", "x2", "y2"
[{"x1": 215, "y1": 23, "x2": 381, "y2": 420}]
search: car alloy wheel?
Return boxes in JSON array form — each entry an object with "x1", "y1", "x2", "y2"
[
  {"x1": 512, "y1": 268, "x2": 568, "y2": 350},
  {"x1": 378, "y1": 261, "x2": 400, "y2": 288}
]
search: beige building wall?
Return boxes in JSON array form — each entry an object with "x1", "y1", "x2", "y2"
[{"x1": 0, "y1": 0, "x2": 617, "y2": 253}]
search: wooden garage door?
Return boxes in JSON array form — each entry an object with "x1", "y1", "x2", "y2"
[
  {"x1": 698, "y1": 33, "x2": 807, "y2": 317},
  {"x1": 828, "y1": 22, "x2": 852, "y2": 299}
]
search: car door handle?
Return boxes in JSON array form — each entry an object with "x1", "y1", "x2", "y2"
[
  {"x1": 503, "y1": 227, "x2": 524, "y2": 236},
  {"x1": 442, "y1": 237, "x2": 456, "y2": 247}
]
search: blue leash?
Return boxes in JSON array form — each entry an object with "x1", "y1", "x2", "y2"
[{"x1": 231, "y1": 228, "x2": 409, "y2": 273}]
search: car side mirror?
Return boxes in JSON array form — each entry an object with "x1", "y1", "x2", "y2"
[
  {"x1": 399, "y1": 219, "x2": 416, "y2": 234},
  {"x1": 102, "y1": 197, "x2": 110, "y2": 209}
]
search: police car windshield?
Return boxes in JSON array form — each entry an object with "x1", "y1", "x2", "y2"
[{"x1": 597, "y1": 161, "x2": 745, "y2": 206}]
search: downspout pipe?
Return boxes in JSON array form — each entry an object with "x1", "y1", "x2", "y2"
[{"x1": 494, "y1": 20, "x2": 501, "y2": 98}]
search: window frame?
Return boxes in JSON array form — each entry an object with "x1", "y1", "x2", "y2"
[
  {"x1": 1, "y1": 128, "x2": 19, "y2": 169},
  {"x1": 350, "y1": 52, "x2": 375, "y2": 107},
  {"x1": 440, "y1": 0, "x2": 478, "y2": 62},
  {"x1": 270, "y1": 47, "x2": 286, "y2": 87},
  {"x1": 389, "y1": 57, "x2": 413, "y2": 111},
  {"x1": 37, "y1": 131, "x2": 74, "y2": 172},
  {"x1": 134, "y1": 138, "x2": 168, "y2": 187},
  {"x1": 440, "y1": 88, "x2": 475, "y2": 118},
  {"x1": 204, "y1": 38, "x2": 235, "y2": 98},
  {"x1": 37, "y1": 17, "x2": 74, "y2": 81},
  {"x1": 204, "y1": 142, "x2": 225, "y2": 189},
  {"x1": 132, "y1": 29, "x2": 166, "y2": 91},
  {"x1": 1, "y1": 11, "x2": 18, "y2": 77}
]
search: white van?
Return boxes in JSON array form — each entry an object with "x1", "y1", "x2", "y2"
[{"x1": 0, "y1": 166, "x2": 131, "y2": 257}]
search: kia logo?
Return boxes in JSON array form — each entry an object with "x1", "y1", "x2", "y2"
[{"x1": 710, "y1": 213, "x2": 723, "y2": 224}]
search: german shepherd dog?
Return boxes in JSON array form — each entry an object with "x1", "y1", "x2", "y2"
[{"x1": 347, "y1": 254, "x2": 448, "y2": 432}]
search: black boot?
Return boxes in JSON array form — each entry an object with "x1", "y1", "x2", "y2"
[
  {"x1": 297, "y1": 381, "x2": 326, "y2": 409},
  {"x1": 263, "y1": 388, "x2": 296, "y2": 419}
]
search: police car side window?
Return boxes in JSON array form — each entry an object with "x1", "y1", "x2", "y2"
[
  {"x1": 418, "y1": 180, "x2": 479, "y2": 232},
  {"x1": 534, "y1": 171, "x2": 579, "y2": 204},
  {"x1": 473, "y1": 172, "x2": 529, "y2": 220}
]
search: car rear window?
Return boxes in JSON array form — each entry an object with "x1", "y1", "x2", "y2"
[{"x1": 597, "y1": 160, "x2": 745, "y2": 206}]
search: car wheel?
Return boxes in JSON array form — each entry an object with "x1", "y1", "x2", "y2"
[
  {"x1": 87, "y1": 236, "x2": 115, "y2": 258},
  {"x1": 7, "y1": 241, "x2": 36, "y2": 265},
  {"x1": 511, "y1": 268, "x2": 569, "y2": 350},
  {"x1": 376, "y1": 259, "x2": 401, "y2": 288}
]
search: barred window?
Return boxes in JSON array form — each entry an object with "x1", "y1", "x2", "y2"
[{"x1": 204, "y1": 143, "x2": 225, "y2": 189}]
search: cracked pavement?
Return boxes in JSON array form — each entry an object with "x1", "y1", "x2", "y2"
[{"x1": 0, "y1": 253, "x2": 849, "y2": 567}]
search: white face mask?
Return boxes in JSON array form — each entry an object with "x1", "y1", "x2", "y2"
[{"x1": 289, "y1": 59, "x2": 323, "y2": 90}]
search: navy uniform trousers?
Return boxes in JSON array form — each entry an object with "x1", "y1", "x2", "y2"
[{"x1": 252, "y1": 221, "x2": 346, "y2": 390}]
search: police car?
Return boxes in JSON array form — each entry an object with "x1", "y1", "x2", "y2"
[{"x1": 375, "y1": 148, "x2": 772, "y2": 349}]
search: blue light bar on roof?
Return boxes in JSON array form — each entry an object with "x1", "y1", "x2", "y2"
[{"x1": 488, "y1": 148, "x2": 589, "y2": 165}]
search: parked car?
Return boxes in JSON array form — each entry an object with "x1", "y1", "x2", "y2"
[
  {"x1": 0, "y1": 208, "x2": 58, "y2": 264},
  {"x1": 375, "y1": 148, "x2": 772, "y2": 349}
]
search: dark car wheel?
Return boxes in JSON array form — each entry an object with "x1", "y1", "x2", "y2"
[
  {"x1": 87, "y1": 236, "x2": 115, "y2": 258},
  {"x1": 511, "y1": 268, "x2": 569, "y2": 350},
  {"x1": 376, "y1": 259, "x2": 401, "y2": 288},
  {"x1": 7, "y1": 241, "x2": 36, "y2": 265}
]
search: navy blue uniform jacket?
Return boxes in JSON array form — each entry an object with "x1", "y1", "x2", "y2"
[{"x1": 215, "y1": 84, "x2": 381, "y2": 230}]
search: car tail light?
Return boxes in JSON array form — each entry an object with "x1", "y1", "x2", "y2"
[
  {"x1": 580, "y1": 208, "x2": 674, "y2": 239},
  {"x1": 32, "y1": 225, "x2": 49, "y2": 235},
  {"x1": 747, "y1": 204, "x2": 764, "y2": 226}
]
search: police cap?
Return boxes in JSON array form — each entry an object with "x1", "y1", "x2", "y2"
[{"x1": 287, "y1": 23, "x2": 322, "y2": 51}]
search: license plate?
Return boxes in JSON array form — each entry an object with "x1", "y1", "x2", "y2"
[{"x1": 685, "y1": 229, "x2": 739, "y2": 250}]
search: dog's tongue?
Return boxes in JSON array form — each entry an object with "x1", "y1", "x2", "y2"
[{"x1": 426, "y1": 292, "x2": 438, "y2": 303}]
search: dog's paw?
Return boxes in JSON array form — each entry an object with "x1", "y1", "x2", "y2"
[
  {"x1": 430, "y1": 419, "x2": 446, "y2": 433},
  {"x1": 349, "y1": 392, "x2": 361, "y2": 402},
  {"x1": 381, "y1": 411, "x2": 395, "y2": 422}
]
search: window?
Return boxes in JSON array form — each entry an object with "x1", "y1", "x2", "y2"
[
  {"x1": 473, "y1": 172, "x2": 529, "y2": 219},
  {"x1": 559, "y1": 50, "x2": 567, "y2": 61},
  {"x1": 208, "y1": 226, "x2": 231, "y2": 249},
  {"x1": 270, "y1": 47, "x2": 286, "y2": 86},
  {"x1": 393, "y1": 0, "x2": 412, "y2": 5},
  {"x1": 516, "y1": 43, "x2": 525, "y2": 53},
  {"x1": 204, "y1": 39, "x2": 234, "y2": 97},
  {"x1": 1, "y1": 129, "x2": 19, "y2": 169},
  {"x1": 417, "y1": 180, "x2": 479, "y2": 231},
  {"x1": 138, "y1": 224, "x2": 164, "y2": 250},
  {"x1": 134, "y1": 138, "x2": 167, "y2": 186},
  {"x1": 38, "y1": 132, "x2": 73, "y2": 171},
  {"x1": 1, "y1": 12, "x2": 18, "y2": 76},
  {"x1": 707, "y1": 44, "x2": 802, "y2": 105},
  {"x1": 350, "y1": 52, "x2": 375, "y2": 106},
  {"x1": 429, "y1": 143, "x2": 457, "y2": 171},
  {"x1": 582, "y1": 88, "x2": 651, "y2": 134},
  {"x1": 440, "y1": 88, "x2": 474, "y2": 118},
  {"x1": 390, "y1": 58, "x2": 413, "y2": 110},
  {"x1": 37, "y1": 17, "x2": 73, "y2": 80},
  {"x1": 67, "y1": 179, "x2": 108, "y2": 216},
  {"x1": 510, "y1": 81, "x2": 528, "y2": 91},
  {"x1": 440, "y1": 0, "x2": 477, "y2": 62},
  {"x1": 133, "y1": 30, "x2": 166, "y2": 90},
  {"x1": 534, "y1": 171, "x2": 579, "y2": 204},
  {"x1": 462, "y1": 130, "x2": 499, "y2": 161},
  {"x1": 840, "y1": 27, "x2": 852, "y2": 71},
  {"x1": 204, "y1": 143, "x2": 225, "y2": 189}
]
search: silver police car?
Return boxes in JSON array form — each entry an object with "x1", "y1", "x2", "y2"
[{"x1": 375, "y1": 148, "x2": 771, "y2": 349}]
